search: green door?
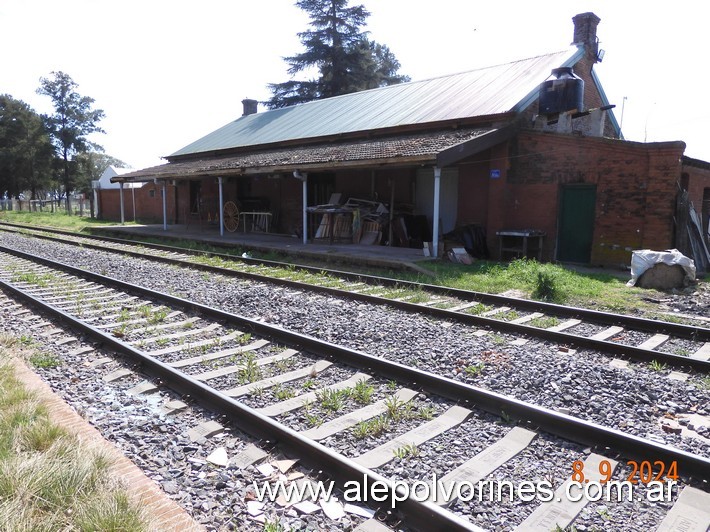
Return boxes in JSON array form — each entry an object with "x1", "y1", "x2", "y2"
[{"x1": 557, "y1": 185, "x2": 596, "y2": 263}]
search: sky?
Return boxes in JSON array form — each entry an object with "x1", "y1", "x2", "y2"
[{"x1": 2, "y1": 1, "x2": 709, "y2": 170}]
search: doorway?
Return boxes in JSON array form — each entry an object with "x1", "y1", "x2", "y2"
[
  {"x1": 557, "y1": 185, "x2": 596, "y2": 263},
  {"x1": 189, "y1": 180, "x2": 201, "y2": 213},
  {"x1": 307, "y1": 173, "x2": 335, "y2": 207}
]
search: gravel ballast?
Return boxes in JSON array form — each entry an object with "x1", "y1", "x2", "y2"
[{"x1": 1, "y1": 231, "x2": 709, "y2": 530}]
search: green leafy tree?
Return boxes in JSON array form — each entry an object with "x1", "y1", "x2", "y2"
[
  {"x1": 0, "y1": 94, "x2": 54, "y2": 201},
  {"x1": 75, "y1": 151, "x2": 128, "y2": 217},
  {"x1": 350, "y1": 39, "x2": 409, "y2": 90},
  {"x1": 266, "y1": 0, "x2": 409, "y2": 109},
  {"x1": 37, "y1": 71, "x2": 105, "y2": 213}
]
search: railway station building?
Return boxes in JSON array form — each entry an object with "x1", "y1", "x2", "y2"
[{"x1": 106, "y1": 12, "x2": 710, "y2": 267}]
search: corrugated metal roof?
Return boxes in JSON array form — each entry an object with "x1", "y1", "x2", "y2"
[{"x1": 170, "y1": 48, "x2": 582, "y2": 158}]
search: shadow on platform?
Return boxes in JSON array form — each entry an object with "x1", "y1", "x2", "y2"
[{"x1": 90, "y1": 223, "x2": 435, "y2": 274}]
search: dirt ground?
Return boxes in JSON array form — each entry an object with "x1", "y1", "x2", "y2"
[{"x1": 644, "y1": 280, "x2": 710, "y2": 320}]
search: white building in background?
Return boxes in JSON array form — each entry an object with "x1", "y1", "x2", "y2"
[{"x1": 92, "y1": 166, "x2": 140, "y2": 219}]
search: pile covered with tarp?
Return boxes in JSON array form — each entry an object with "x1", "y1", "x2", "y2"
[{"x1": 626, "y1": 249, "x2": 696, "y2": 288}]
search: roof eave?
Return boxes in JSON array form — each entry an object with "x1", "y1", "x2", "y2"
[
  {"x1": 437, "y1": 125, "x2": 517, "y2": 167},
  {"x1": 682, "y1": 155, "x2": 710, "y2": 170},
  {"x1": 590, "y1": 69, "x2": 622, "y2": 138},
  {"x1": 111, "y1": 154, "x2": 440, "y2": 184},
  {"x1": 166, "y1": 113, "x2": 515, "y2": 164}
]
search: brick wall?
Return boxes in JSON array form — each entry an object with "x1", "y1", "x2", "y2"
[
  {"x1": 521, "y1": 53, "x2": 619, "y2": 139},
  {"x1": 98, "y1": 183, "x2": 177, "y2": 224},
  {"x1": 333, "y1": 168, "x2": 414, "y2": 208},
  {"x1": 457, "y1": 155, "x2": 491, "y2": 227},
  {"x1": 247, "y1": 174, "x2": 301, "y2": 234},
  {"x1": 499, "y1": 131, "x2": 686, "y2": 265}
]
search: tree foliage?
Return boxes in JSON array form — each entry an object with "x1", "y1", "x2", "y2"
[
  {"x1": 266, "y1": 0, "x2": 409, "y2": 109},
  {"x1": 0, "y1": 94, "x2": 54, "y2": 200},
  {"x1": 73, "y1": 151, "x2": 128, "y2": 218},
  {"x1": 75, "y1": 151, "x2": 128, "y2": 196},
  {"x1": 37, "y1": 71, "x2": 105, "y2": 212}
]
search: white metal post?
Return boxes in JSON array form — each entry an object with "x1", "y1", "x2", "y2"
[
  {"x1": 119, "y1": 182, "x2": 125, "y2": 225},
  {"x1": 433, "y1": 166, "x2": 441, "y2": 257},
  {"x1": 218, "y1": 176, "x2": 224, "y2": 237},
  {"x1": 302, "y1": 176, "x2": 308, "y2": 244},
  {"x1": 162, "y1": 180, "x2": 167, "y2": 230}
]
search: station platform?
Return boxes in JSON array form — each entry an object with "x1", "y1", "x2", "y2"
[{"x1": 88, "y1": 223, "x2": 435, "y2": 274}]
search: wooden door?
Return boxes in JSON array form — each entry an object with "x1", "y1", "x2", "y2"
[{"x1": 557, "y1": 185, "x2": 596, "y2": 263}]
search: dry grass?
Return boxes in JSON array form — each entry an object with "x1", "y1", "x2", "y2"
[{"x1": 0, "y1": 335, "x2": 149, "y2": 531}]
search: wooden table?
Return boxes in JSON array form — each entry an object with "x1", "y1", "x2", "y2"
[
  {"x1": 239, "y1": 212, "x2": 271, "y2": 233},
  {"x1": 497, "y1": 230, "x2": 546, "y2": 260}
]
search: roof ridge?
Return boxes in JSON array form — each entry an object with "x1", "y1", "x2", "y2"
[{"x1": 275, "y1": 47, "x2": 579, "y2": 110}]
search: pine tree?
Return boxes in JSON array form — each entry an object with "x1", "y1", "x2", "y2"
[{"x1": 266, "y1": 0, "x2": 409, "y2": 109}]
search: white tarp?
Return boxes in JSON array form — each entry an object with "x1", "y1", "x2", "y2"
[{"x1": 626, "y1": 249, "x2": 696, "y2": 287}]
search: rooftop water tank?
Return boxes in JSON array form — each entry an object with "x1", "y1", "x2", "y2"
[{"x1": 538, "y1": 67, "x2": 584, "y2": 115}]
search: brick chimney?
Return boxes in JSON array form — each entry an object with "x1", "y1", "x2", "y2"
[
  {"x1": 242, "y1": 98, "x2": 258, "y2": 116},
  {"x1": 572, "y1": 12, "x2": 601, "y2": 62}
]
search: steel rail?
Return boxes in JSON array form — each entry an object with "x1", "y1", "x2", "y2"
[
  {"x1": 2, "y1": 245, "x2": 709, "y2": 484},
  {"x1": 1, "y1": 229, "x2": 708, "y2": 374},
  {"x1": 0, "y1": 259, "x2": 477, "y2": 532},
  {"x1": 2, "y1": 220, "x2": 707, "y2": 342}
]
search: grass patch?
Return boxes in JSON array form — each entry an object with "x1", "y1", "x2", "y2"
[
  {"x1": 10, "y1": 271, "x2": 57, "y2": 288},
  {"x1": 499, "y1": 310, "x2": 520, "y2": 321},
  {"x1": 316, "y1": 387, "x2": 350, "y2": 413},
  {"x1": 406, "y1": 258, "x2": 659, "y2": 314},
  {"x1": 272, "y1": 385, "x2": 296, "y2": 401},
  {"x1": 28, "y1": 352, "x2": 61, "y2": 369},
  {"x1": 352, "y1": 379, "x2": 375, "y2": 405},
  {"x1": 0, "y1": 339, "x2": 148, "y2": 530},
  {"x1": 384, "y1": 395, "x2": 415, "y2": 422},
  {"x1": 393, "y1": 443, "x2": 419, "y2": 460},
  {"x1": 0, "y1": 210, "x2": 130, "y2": 232},
  {"x1": 464, "y1": 303, "x2": 491, "y2": 315},
  {"x1": 649, "y1": 360, "x2": 667, "y2": 372},
  {"x1": 353, "y1": 415, "x2": 390, "y2": 440},
  {"x1": 238, "y1": 353, "x2": 262, "y2": 384},
  {"x1": 3, "y1": 212, "x2": 682, "y2": 317},
  {"x1": 696, "y1": 375, "x2": 710, "y2": 391},
  {"x1": 147, "y1": 308, "x2": 168, "y2": 325},
  {"x1": 464, "y1": 363, "x2": 485, "y2": 377},
  {"x1": 528, "y1": 316, "x2": 561, "y2": 329},
  {"x1": 491, "y1": 334, "x2": 507, "y2": 345},
  {"x1": 532, "y1": 267, "x2": 559, "y2": 302}
]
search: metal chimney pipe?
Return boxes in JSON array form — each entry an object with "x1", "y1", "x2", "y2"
[{"x1": 242, "y1": 98, "x2": 258, "y2": 116}]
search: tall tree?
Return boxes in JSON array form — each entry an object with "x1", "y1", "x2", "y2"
[
  {"x1": 351, "y1": 39, "x2": 409, "y2": 90},
  {"x1": 37, "y1": 71, "x2": 105, "y2": 213},
  {"x1": 266, "y1": 0, "x2": 409, "y2": 109},
  {"x1": 0, "y1": 94, "x2": 54, "y2": 201}
]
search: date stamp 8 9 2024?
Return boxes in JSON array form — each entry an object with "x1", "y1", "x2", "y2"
[{"x1": 571, "y1": 459, "x2": 678, "y2": 485}]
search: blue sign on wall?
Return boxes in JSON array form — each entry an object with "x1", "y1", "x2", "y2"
[{"x1": 490, "y1": 169, "x2": 501, "y2": 179}]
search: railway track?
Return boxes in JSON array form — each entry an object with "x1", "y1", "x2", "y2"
[
  {"x1": 1, "y1": 244, "x2": 709, "y2": 530},
  {"x1": 1, "y1": 221, "x2": 709, "y2": 377}
]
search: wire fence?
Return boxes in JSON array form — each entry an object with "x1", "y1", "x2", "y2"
[{"x1": 0, "y1": 198, "x2": 92, "y2": 216}]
